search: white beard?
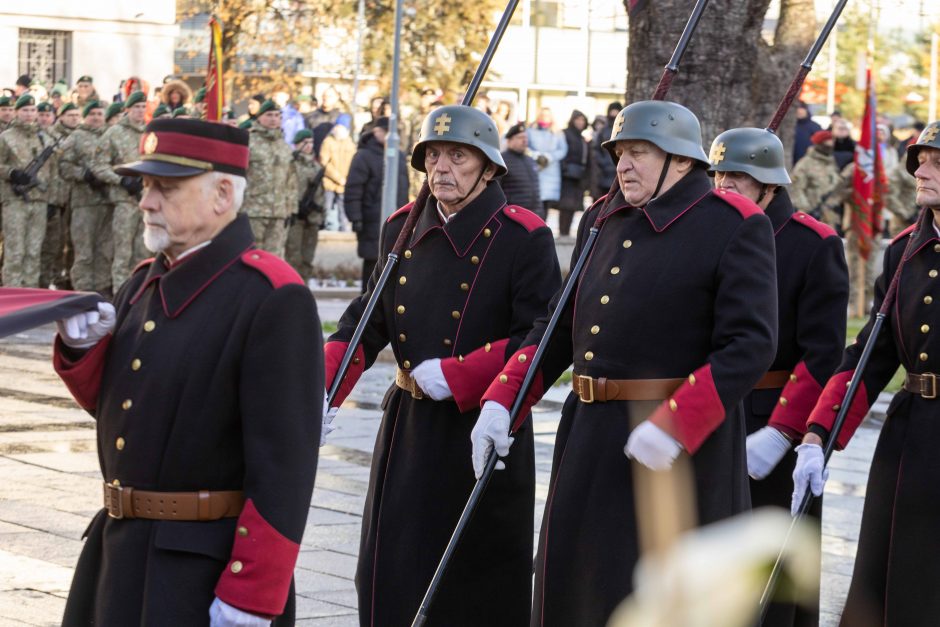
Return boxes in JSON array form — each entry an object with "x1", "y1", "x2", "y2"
[{"x1": 143, "y1": 226, "x2": 170, "y2": 254}]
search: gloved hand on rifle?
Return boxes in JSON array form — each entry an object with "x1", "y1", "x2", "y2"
[
  {"x1": 791, "y1": 436, "x2": 828, "y2": 516},
  {"x1": 82, "y1": 169, "x2": 105, "y2": 190},
  {"x1": 120, "y1": 175, "x2": 143, "y2": 196},
  {"x1": 746, "y1": 425, "x2": 792, "y2": 480},
  {"x1": 470, "y1": 401, "x2": 513, "y2": 479},
  {"x1": 10, "y1": 169, "x2": 31, "y2": 185}
]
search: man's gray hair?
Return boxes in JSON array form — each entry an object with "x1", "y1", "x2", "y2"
[{"x1": 209, "y1": 171, "x2": 246, "y2": 212}]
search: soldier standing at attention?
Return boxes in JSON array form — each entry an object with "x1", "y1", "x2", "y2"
[
  {"x1": 104, "y1": 102, "x2": 123, "y2": 128},
  {"x1": 36, "y1": 101, "x2": 56, "y2": 130},
  {"x1": 41, "y1": 102, "x2": 82, "y2": 289},
  {"x1": 0, "y1": 94, "x2": 52, "y2": 287},
  {"x1": 324, "y1": 105, "x2": 560, "y2": 626},
  {"x1": 59, "y1": 101, "x2": 113, "y2": 295},
  {"x1": 474, "y1": 101, "x2": 778, "y2": 626},
  {"x1": 285, "y1": 128, "x2": 325, "y2": 285},
  {"x1": 92, "y1": 91, "x2": 146, "y2": 288},
  {"x1": 242, "y1": 100, "x2": 295, "y2": 256},
  {"x1": 0, "y1": 96, "x2": 14, "y2": 132},
  {"x1": 709, "y1": 127, "x2": 849, "y2": 627},
  {"x1": 789, "y1": 130, "x2": 844, "y2": 230}
]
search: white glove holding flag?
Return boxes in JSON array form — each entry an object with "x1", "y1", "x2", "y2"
[
  {"x1": 746, "y1": 426, "x2": 792, "y2": 480},
  {"x1": 411, "y1": 358, "x2": 452, "y2": 400},
  {"x1": 321, "y1": 390, "x2": 338, "y2": 447},
  {"x1": 624, "y1": 420, "x2": 682, "y2": 471},
  {"x1": 209, "y1": 597, "x2": 270, "y2": 626},
  {"x1": 791, "y1": 443, "x2": 828, "y2": 516},
  {"x1": 471, "y1": 401, "x2": 513, "y2": 479},
  {"x1": 56, "y1": 301, "x2": 116, "y2": 350}
]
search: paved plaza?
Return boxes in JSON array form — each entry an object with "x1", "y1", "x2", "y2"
[{"x1": 0, "y1": 299, "x2": 883, "y2": 626}]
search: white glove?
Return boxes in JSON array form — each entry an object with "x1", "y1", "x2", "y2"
[
  {"x1": 320, "y1": 390, "x2": 338, "y2": 447},
  {"x1": 56, "y1": 301, "x2": 116, "y2": 350},
  {"x1": 746, "y1": 426, "x2": 792, "y2": 480},
  {"x1": 411, "y1": 358, "x2": 452, "y2": 400},
  {"x1": 471, "y1": 401, "x2": 513, "y2": 479},
  {"x1": 791, "y1": 443, "x2": 828, "y2": 516},
  {"x1": 624, "y1": 420, "x2": 683, "y2": 471},
  {"x1": 209, "y1": 597, "x2": 271, "y2": 627}
]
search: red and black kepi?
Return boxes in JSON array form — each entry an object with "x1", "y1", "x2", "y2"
[{"x1": 116, "y1": 118, "x2": 249, "y2": 178}]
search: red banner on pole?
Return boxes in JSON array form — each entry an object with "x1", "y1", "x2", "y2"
[
  {"x1": 850, "y1": 68, "x2": 886, "y2": 260},
  {"x1": 206, "y1": 17, "x2": 224, "y2": 121}
]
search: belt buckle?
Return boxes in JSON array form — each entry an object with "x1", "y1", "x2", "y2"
[
  {"x1": 104, "y1": 483, "x2": 124, "y2": 519},
  {"x1": 577, "y1": 375, "x2": 595, "y2": 404},
  {"x1": 923, "y1": 373, "x2": 937, "y2": 399}
]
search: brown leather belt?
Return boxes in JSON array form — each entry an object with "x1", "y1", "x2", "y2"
[
  {"x1": 904, "y1": 372, "x2": 939, "y2": 399},
  {"x1": 395, "y1": 368, "x2": 424, "y2": 399},
  {"x1": 755, "y1": 370, "x2": 791, "y2": 390},
  {"x1": 103, "y1": 483, "x2": 245, "y2": 521},
  {"x1": 572, "y1": 374, "x2": 684, "y2": 403}
]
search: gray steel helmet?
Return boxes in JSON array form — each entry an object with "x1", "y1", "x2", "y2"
[
  {"x1": 601, "y1": 100, "x2": 709, "y2": 166},
  {"x1": 906, "y1": 121, "x2": 940, "y2": 175},
  {"x1": 411, "y1": 105, "x2": 507, "y2": 177},
  {"x1": 708, "y1": 127, "x2": 791, "y2": 185}
]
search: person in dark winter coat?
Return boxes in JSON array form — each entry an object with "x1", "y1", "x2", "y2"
[
  {"x1": 499, "y1": 122, "x2": 541, "y2": 213},
  {"x1": 558, "y1": 110, "x2": 591, "y2": 236},
  {"x1": 793, "y1": 101, "x2": 822, "y2": 165},
  {"x1": 591, "y1": 102, "x2": 621, "y2": 199},
  {"x1": 344, "y1": 116, "x2": 408, "y2": 291}
]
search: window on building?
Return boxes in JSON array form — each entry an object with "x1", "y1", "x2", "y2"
[{"x1": 19, "y1": 29, "x2": 71, "y2": 87}]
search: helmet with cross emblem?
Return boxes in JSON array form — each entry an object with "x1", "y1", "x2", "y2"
[
  {"x1": 906, "y1": 121, "x2": 940, "y2": 175},
  {"x1": 410, "y1": 104, "x2": 507, "y2": 177},
  {"x1": 601, "y1": 100, "x2": 709, "y2": 166},
  {"x1": 707, "y1": 127, "x2": 791, "y2": 185}
]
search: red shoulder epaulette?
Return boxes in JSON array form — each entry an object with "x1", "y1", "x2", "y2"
[
  {"x1": 711, "y1": 189, "x2": 763, "y2": 219},
  {"x1": 891, "y1": 223, "x2": 917, "y2": 245},
  {"x1": 132, "y1": 257, "x2": 155, "y2": 274},
  {"x1": 240, "y1": 249, "x2": 303, "y2": 289},
  {"x1": 502, "y1": 205, "x2": 545, "y2": 232},
  {"x1": 386, "y1": 202, "x2": 414, "y2": 223},
  {"x1": 791, "y1": 212, "x2": 838, "y2": 239}
]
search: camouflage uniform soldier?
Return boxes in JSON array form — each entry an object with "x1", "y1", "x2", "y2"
[
  {"x1": 0, "y1": 95, "x2": 51, "y2": 287},
  {"x1": 40, "y1": 103, "x2": 81, "y2": 288},
  {"x1": 789, "y1": 130, "x2": 844, "y2": 230},
  {"x1": 59, "y1": 100, "x2": 113, "y2": 294},
  {"x1": 92, "y1": 91, "x2": 146, "y2": 288},
  {"x1": 241, "y1": 100, "x2": 295, "y2": 256},
  {"x1": 0, "y1": 96, "x2": 14, "y2": 132},
  {"x1": 104, "y1": 102, "x2": 123, "y2": 127},
  {"x1": 36, "y1": 101, "x2": 56, "y2": 131},
  {"x1": 285, "y1": 129, "x2": 325, "y2": 283},
  {"x1": 886, "y1": 160, "x2": 918, "y2": 235}
]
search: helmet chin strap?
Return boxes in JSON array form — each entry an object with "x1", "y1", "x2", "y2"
[
  {"x1": 756, "y1": 184, "x2": 770, "y2": 205},
  {"x1": 448, "y1": 167, "x2": 488, "y2": 207},
  {"x1": 650, "y1": 154, "x2": 673, "y2": 202}
]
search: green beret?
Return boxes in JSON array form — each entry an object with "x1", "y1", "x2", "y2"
[
  {"x1": 0, "y1": 96, "x2": 12, "y2": 107},
  {"x1": 238, "y1": 119, "x2": 253, "y2": 130},
  {"x1": 105, "y1": 102, "x2": 124, "y2": 121},
  {"x1": 257, "y1": 99, "x2": 280, "y2": 115},
  {"x1": 77, "y1": 75, "x2": 93, "y2": 84},
  {"x1": 15, "y1": 94, "x2": 35, "y2": 109},
  {"x1": 58, "y1": 102, "x2": 77, "y2": 116},
  {"x1": 171, "y1": 107, "x2": 191, "y2": 118},
  {"x1": 82, "y1": 100, "x2": 103, "y2": 116},
  {"x1": 124, "y1": 91, "x2": 146, "y2": 108},
  {"x1": 37, "y1": 102, "x2": 53, "y2": 113},
  {"x1": 293, "y1": 129, "x2": 313, "y2": 144},
  {"x1": 194, "y1": 87, "x2": 207, "y2": 104},
  {"x1": 152, "y1": 103, "x2": 170, "y2": 118}
]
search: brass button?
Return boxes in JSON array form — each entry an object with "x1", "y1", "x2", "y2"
[
  {"x1": 622, "y1": 239, "x2": 632, "y2": 248},
  {"x1": 926, "y1": 296, "x2": 934, "y2": 305},
  {"x1": 451, "y1": 310, "x2": 461, "y2": 320},
  {"x1": 237, "y1": 526, "x2": 249, "y2": 537},
  {"x1": 832, "y1": 404, "x2": 841, "y2": 411},
  {"x1": 230, "y1": 561, "x2": 243, "y2": 574},
  {"x1": 931, "y1": 270, "x2": 938, "y2": 278},
  {"x1": 499, "y1": 374, "x2": 508, "y2": 383},
  {"x1": 610, "y1": 266, "x2": 620, "y2": 275},
  {"x1": 460, "y1": 283, "x2": 469, "y2": 291},
  {"x1": 668, "y1": 399, "x2": 678, "y2": 412},
  {"x1": 458, "y1": 355, "x2": 465, "y2": 362},
  {"x1": 688, "y1": 374, "x2": 696, "y2": 385},
  {"x1": 251, "y1": 254, "x2": 260, "y2": 260},
  {"x1": 779, "y1": 397, "x2": 788, "y2": 407},
  {"x1": 934, "y1": 243, "x2": 940, "y2": 253},
  {"x1": 131, "y1": 358, "x2": 141, "y2": 371},
  {"x1": 112, "y1": 479, "x2": 121, "y2": 486},
  {"x1": 443, "y1": 338, "x2": 452, "y2": 346},
  {"x1": 600, "y1": 295, "x2": 610, "y2": 304},
  {"x1": 399, "y1": 333, "x2": 407, "y2": 342},
  {"x1": 923, "y1": 324, "x2": 931, "y2": 334},
  {"x1": 590, "y1": 325, "x2": 600, "y2": 335},
  {"x1": 483, "y1": 228, "x2": 492, "y2": 238},
  {"x1": 485, "y1": 342, "x2": 492, "y2": 352},
  {"x1": 789, "y1": 374, "x2": 798, "y2": 383},
  {"x1": 518, "y1": 354, "x2": 527, "y2": 363},
  {"x1": 397, "y1": 305, "x2": 405, "y2": 314},
  {"x1": 352, "y1": 357, "x2": 361, "y2": 364},
  {"x1": 404, "y1": 250, "x2": 412, "y2": 259},
  {"x1": 143, "y1": 320, "x2": 156, "y2": 332},
  {"x1": 121, "y1": 399, "x2": 132, "y2": 410},
  {"x1": 584, "y1": 351, "x2": 594, "y2": 361},
  {"x1": 403, "y1": 360, "x2": 411, "y2": 369},
  {"x1": 921, "y1": 352, "x2": 929, "y2": 361},
  {"x1": 115, "y1": 437, "x2": 125, "y2": 451},
  {"x1": 399, "y1": 276, "x2": 407, "y2": 285},
  {"x1": 471, "y1": 256, "x2": 480, "y2": 265}
]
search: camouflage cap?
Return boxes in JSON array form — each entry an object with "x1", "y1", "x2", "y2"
[
  {"x1": 906, "y1": 121, "x2": 940, "y2": 175},
  {"x1": 708, "y1": 127, "x2": 791, "y2": 186},
  {"x1": 601, "y1": 100, "x2": 709, "y2": 166},
  {"x1": 411, "y1": 104, "x2": 507, "y2": 177}
]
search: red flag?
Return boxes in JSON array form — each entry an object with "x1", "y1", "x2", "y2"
[
  {"x1": 0, "y1": 288, "x2": 102, "y2": 339},
  {"x1": 206, "y1": 17, "x2": 224, "y2": 121},
  {"x1": 849, "y1": 68, "x2": 887, "y2": 260}
]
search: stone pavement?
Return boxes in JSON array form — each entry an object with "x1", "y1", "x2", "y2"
[{"x1": 0, "y1": 307, "x2": 882, "y2": 626}]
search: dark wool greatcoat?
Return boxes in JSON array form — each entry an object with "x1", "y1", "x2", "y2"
[
  {"x1": 484, "y1": 168, "x2": 779, "y2": 626},
  {"x1": 806, "y1": 208, "x2": 940, "y2": 627},
  {"x1": 743, "y1": 189, "x2": 848, "y2": 627},
  {"x1": 325, "y1": 182, "x2": 560, "y2": 627},
  {"x1": 55, "y1": 215, "x2": 322, "y2": 626}
]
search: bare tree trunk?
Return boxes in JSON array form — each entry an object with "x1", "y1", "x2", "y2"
[{"x1": 626, "y1": 0, "x2": 817, "y2": 151}]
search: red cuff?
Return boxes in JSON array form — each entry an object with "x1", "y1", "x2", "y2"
[
  {"x1": 215, "y1": 499, "x2": 299, "y2": 617},
  {"x1": 648, "y1": 364, "x2": 725, "y2": 454},
  {"x1": 481, "y1": 345, "x2": 543, "y2": 432},
  {"x1": 440, "y1": 339, "x2": 510, "y2": 413},
  {"x1": 52, "y1": 335, "x2": 111, "y2": 411},
  {"x1": 324, "y1": 341, "x2": 364, "y2": 406},
  {"x1": 807, "y1": 370, "x2": 870, "y2": 450},
  {"x1": 768, "y1": 361, "x2": 824, "y2": 439}
]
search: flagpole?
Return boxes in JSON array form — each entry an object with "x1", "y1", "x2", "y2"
[{"x1": 930, "y1": 31, "x2": 938, "y2": 122}]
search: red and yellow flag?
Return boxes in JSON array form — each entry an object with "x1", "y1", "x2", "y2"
[
  {"x1": 206, "y1": 17, "x2": 224, "y2": 121},
  {"x1": 850, "y1": 68, "x2": 887, "y2": 260}
]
